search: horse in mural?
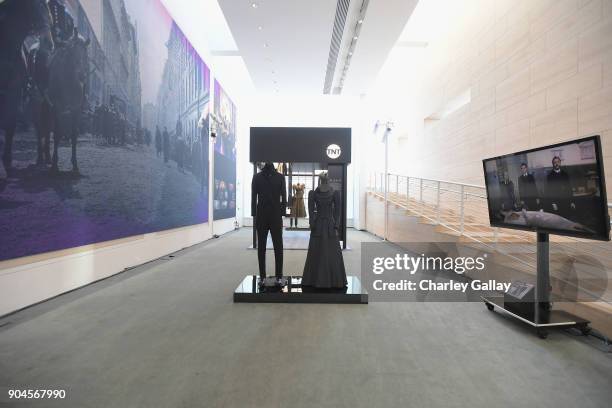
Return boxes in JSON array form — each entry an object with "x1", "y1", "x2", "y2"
[
  {"x1": 0, "y1": 0, "x2": 54, "y2": 174},
  {"x1": 30, "y1": 28, "x2": 90, "y2": 172}
]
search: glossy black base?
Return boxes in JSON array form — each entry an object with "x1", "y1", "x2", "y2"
[{"x1": 234, "y1": 276, "x2": 368, "y2": 304}]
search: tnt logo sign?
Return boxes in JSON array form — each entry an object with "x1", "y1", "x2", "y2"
[{"x1": 326, "y1": 144, "x2": 341, "y2": 159}]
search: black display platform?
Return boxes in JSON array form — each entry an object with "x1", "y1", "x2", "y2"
[
  {"x1": 482, "y1": 296, "x2": 590, "y2": 338},
  {"x1": 234, "y1": 276, "x2": 368, "y2": 304}
]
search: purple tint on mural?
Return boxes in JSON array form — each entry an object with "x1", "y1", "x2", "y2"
[
  {"x1": 213, "y1": 80, "x2": 237, "y2": 160},
  {"x1": 213, "y1": 80, "x2": 237, "y2": 220},
  {"x1": 0, "y1": 0, "x2": 212, "y2": 261}
]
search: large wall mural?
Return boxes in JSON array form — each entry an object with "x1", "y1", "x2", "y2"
[
  {"x1": 0, "y1": 0, "x2": 211, "y2": 261},
  {"x1": 213, "y1": 80, "x2": 236, "y2": 220}
]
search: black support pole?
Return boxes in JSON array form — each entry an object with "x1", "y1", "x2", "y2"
[{"x1": 535, "y1": 232, "x2": 550, "y2": 323}]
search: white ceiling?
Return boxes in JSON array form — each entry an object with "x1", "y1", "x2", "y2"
[
  {"x1": 217, "y1": 0, "x2": 419, "y2": 95},
  {"x1": 162, "y1": 0, "x2": 237, "y2": 53}
]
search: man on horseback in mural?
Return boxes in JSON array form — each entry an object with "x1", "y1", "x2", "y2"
[
  {"x1": 26, "y1": 0, "x2": 73, "y2": 166},
  {"x1": 0, "y1": 0, "x2": 54, "y2": 174},
  {"x1": 29, "y1": 0, "x2": 90, "y2": 172},
  {"x1": 14, "y1": 0, "x2": 90, "y2": 173}
]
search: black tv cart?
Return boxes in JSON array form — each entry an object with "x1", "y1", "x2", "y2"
[{"x1": 482, "y1": 232, "x2": 590, "y2": 339}]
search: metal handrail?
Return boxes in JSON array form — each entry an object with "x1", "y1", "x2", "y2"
[
  {"x1": 387, "y1": 173, "x2": 485, "y2": 190},
  {"x1": 371, "y1": 172, "x2": 612, "y2": 234},
  {"x1": 383, "y1": 172, "x2": 612, "y2": 209}
]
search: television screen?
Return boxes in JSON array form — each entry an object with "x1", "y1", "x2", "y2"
[{"x1": 482, "y1": 136, "x2": 610, "y2": 241}]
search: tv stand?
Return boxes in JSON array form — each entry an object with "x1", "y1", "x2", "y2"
[{"x1": 482, "y1": 232, "x2": 590, "y2": 339}]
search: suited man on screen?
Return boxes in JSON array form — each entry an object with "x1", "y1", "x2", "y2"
[
  {"x1": 517, "y1": 163, "x2": 539, "y2": 210},
  {"x1": 546, "y1": 156, "x2": 575, "y2": 216},
  {"x1": 498, "y1": 171, "x2": 516, "y2": 211}
]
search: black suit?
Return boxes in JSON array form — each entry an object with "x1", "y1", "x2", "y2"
[
  {"x1": 251, "y1": 165, "x2": 286, "y2": 278},
  {"x1": 546, "y1": 169, "x2": 573, "y2": 215},
  {"x1": 518, "y1": 173, "x2": 538, "y2": 210}
]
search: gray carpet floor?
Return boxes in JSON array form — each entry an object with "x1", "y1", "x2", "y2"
[
  {"x1": 1, "y1": 228, "x2": 611, "y2": 408},
  {"x1": 249, "y1": 229, "x2": 312, "y2": 250}
]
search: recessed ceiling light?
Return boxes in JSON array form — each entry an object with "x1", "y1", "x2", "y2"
[
  {"x1": 257, "y1": 26, "x2": 263, "y2": 30},
  {"x1": 251, "y1": 2, "x2": 258, "y2": 8}
]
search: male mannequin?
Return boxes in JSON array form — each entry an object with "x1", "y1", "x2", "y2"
[{"x1": 251, "y1": 162, "x2": 286, "y2": 283}]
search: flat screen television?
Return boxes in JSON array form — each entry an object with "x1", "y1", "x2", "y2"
[{"x1": 482, "y1": 135, "x2": 610, "y2": 241}]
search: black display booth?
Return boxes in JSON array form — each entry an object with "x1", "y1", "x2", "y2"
[{"x1": 249, "y1": 127, "x2": 351, "y2": 250}]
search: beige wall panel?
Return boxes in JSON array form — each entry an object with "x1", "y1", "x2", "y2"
[
  {"x1": 530, "y1": 39, "x2": 578, "y2": 94},
  {"x1": 505, "y1": 91, "x2": 547, "y2": 123},
  {"x1": 495, "y1": 119, "x2": 531, "y2": 155},
  {"x1": 495, "y1": 19, "x2": 530, "y2": 63},
  {"x1": 546, "y1": 0, "x2": 603, "y2": 48},
  {"x1": 496, "y1": 67, "x2": 531, "y2": 111},
  {"x1": 530, "y1": 0, "x2": 578, "y2": 38},
  {"x1": 546, "y1": 63, "x2": 603, "y2": 108},
  {"x1": 578, "y1": 18, "x2": 612, "y2": 70},
  {"x1": 578, "y1": 86, "x2": 612, "y2": 135},
  {"x1": 531, "y1": 100, "x2": 579, "y2": 146},
  {"x1": 603, "y1": 50, "x2": 612, "y2": 87}
]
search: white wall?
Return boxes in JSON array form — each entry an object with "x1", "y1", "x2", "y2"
[
  {"x1": 0, "y1": 0, "x2": 244, "y2": 317},
  {"x1": 362, "y1": 0, "x2": 612, "y2": 191},
  {"x1": 0, "y1": 225, "x2": 210, "y2": 316}
]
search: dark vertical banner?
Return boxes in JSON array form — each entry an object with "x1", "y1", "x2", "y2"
[
  {"x1": 0, "y1": 0, "x2": 211, "y2": 261},
  {"x1": 213, "y1": 80, "x2": 236, "y2": 220}
]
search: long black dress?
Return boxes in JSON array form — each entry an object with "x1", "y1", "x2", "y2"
[{"x1": 302, "y1": 187, "x2": 347, "y2": 288}]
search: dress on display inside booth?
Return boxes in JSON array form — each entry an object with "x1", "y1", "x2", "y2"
[
  {"x1": 292, "y1": 184, "x2": 307, "y2": 217},
  {"x1": 302, "y1": 174, "x2": 347, "y2": 288},
  {"x1": 251, "y1": 163, "x2": 286, "y2": 280}
]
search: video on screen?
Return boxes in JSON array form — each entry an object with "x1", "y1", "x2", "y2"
[{"x1": 483, "y1": 136, "x2": 609, "y2": 240}]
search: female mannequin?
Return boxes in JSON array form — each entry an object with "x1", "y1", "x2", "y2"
[
  {"x1": 302, "y1": 173, "x2": 347, "y2": 288},
  {"x1": 291, "y1": 183, "x2": 307, "y2": 227}
]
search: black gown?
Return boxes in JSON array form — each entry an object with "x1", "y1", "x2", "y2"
[{"x1": 302, "y1": 187, "x2": 347, "y2": 288}]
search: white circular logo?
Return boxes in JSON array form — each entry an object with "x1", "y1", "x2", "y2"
[{"x1": 326, "y1": 144, "x2": 341, "y2": 159}]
